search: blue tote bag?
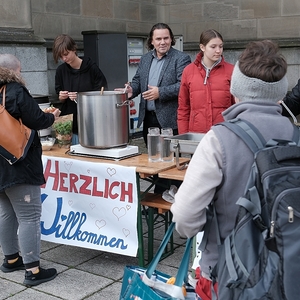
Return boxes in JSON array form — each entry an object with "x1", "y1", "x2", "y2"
[{"x1": 119, "y1": 222, "x2": 195, "y2": 300}]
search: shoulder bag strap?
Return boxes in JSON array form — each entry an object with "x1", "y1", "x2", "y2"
[{"x1": 0, "y1": 85, "x2": 6, "y2": 107}]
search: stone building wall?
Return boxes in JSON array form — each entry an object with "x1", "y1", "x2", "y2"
[{"x1": 0, "y1": 0, "x2": 300, "y2": 98}]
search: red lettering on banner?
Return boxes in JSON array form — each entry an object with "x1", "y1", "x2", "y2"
[
  {"x1": 43, "y1": 159, "x2": 59, "y2": 190},
  {"x1": 79, "y1": 175, "x2": 92, "y2": 195},
  {"x1": 69, "y1": 174, "x2": 79, "y2": 193},
  {"x1": 120, "y1": 182, "x2": 133, "y2": 203},
  {"x1": 104, "y1": 179, "x2": 109, "y2": 198},
  {"x1": 109, "y1": 181, "x2": 120, "y2": 199},
  {"x1": 42, "y1": 158, "x2": 134, "y2": 203},
  {"x1": 92, "y1": 177, "x2": 103, "y2": 197},
  {"x1": 59, "y1": 173, "x2": 68, "y2": 192}
]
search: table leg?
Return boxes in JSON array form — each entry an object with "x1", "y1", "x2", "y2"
[{"x1": 136, "y1": 174, "x2": 145, "y2": 267}]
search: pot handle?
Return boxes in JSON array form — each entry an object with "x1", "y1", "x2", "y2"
[{"x1": 116, "y1": 100, "x2": 131, "y2": 108}]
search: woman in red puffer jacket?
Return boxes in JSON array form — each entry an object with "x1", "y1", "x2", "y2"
[{"x1": 178, "y1": 29, "x2": 235, "y2": 134}]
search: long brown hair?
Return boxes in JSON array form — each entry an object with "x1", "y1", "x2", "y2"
[{"x1": 199, "y1": 29, "x2": 223, "y2": 53}]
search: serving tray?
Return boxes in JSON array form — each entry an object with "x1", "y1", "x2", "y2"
[
  {"x1": 166, "y1": 133, "x2": 205, "y2": 154},
  {"x1": 165, "y1": 133, "x2": 206, "y2": 170}
]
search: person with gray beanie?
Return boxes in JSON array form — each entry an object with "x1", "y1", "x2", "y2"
[{"x1": 171, "y1": 40, "x2": 293, "y2": 300}]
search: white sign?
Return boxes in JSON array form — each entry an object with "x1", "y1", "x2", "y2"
[{"x1": 41, "y1": 155, "x2": 138, "y2": 257}]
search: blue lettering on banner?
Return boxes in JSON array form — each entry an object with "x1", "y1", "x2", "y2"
[{"x1": 40, "y1": 193, "x2": 128, "y2": 250}]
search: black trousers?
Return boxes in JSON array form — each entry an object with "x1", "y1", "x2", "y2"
[{"x1": 142, "y1": 110, "x2": 180, "y2": 194}]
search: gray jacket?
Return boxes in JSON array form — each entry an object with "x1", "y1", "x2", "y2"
[
  {"x1": 130, "y1": 47, "x2": 191, "y2": 129},
  {"x1": 171, "y1": 101, "x2": 295, "y2": 276}
]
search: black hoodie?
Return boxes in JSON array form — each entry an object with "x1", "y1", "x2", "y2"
[{"x1": 55, "y1": 57, "x2": 108, "y2": 133}]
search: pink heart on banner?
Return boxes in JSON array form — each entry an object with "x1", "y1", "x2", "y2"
[
  {"x1": 107, "y1": 168, "x2": 116, "y2": 176},
  {"x1": 112, "y1": 207, "x2": 126, "y2": 220},
  {"x1": 95, "y1": 219, "x2": 106, "y2": 229},
  {"x1": 64, "y1": 161, "x2": 73, "y2": 172},
  {"x1": 123, "y1": 228, "x2": 130, "y2": 237}
]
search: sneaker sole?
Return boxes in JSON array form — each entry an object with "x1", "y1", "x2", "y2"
[
  {"x1": 23, "y1": 273, "x2": 57, "y2": 287},
  {"x1": 0, "y1": 265, "x2": 25, "y2": 273}
]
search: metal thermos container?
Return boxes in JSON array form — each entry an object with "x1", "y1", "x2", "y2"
[
  {"x1": 32, "y1": 94, "x2": 52, "y2": 137},
  {"x1": 77, "y1": 91, "x2": 130, "y2": 148}
]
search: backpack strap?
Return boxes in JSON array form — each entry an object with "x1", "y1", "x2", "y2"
[
  {"x1": 218, "y1": 118, "x2": 266, "y2": 153},
  {"x1": 292, "y1": 125, "x2": 300, "y2": 146},
  {"x1": 200, "y1": 119, "x2": 265, "y2": 256}
]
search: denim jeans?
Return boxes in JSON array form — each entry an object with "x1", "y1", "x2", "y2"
[{"x1": 0, "y1": 184, "x2": 41, "y2": 268}]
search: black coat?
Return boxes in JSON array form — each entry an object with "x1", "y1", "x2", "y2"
[
  {"x1": 0, "y1": 79, "x2": 54, "y2": 191},
  {"x1": 282, "y1": 79, "x2": 300, "y2": 117}
]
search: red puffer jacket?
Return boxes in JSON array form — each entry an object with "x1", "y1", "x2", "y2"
[{"x1": 178, "y1": 53, "x2": 235, "y2": 134}]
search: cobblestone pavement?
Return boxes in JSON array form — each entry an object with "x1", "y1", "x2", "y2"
[{"x1": 0, "y1": 136, "x2": 193, "y2": 300}]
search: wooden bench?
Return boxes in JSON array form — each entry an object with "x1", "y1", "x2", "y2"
[
  {"x1": 140, "y1": 192, "x2": 172, "y2": 214},
  {"x1": 140, "y1": 192, "x2": 174, "y2": 263}
]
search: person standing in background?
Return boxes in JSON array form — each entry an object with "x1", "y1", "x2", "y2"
[
  {"x1": 177, "y1": 29, "x2": 235, "y2": 134},
  {"x1": 0, "y1": 54, "x2": 60, "y2": 287},
  {"x1": 125, "y1": 23, "x2": 191, "y2": 144},
  {"x1": 53, "y1": 34, "x2": 108, "y2": 145},
  {"x1": 117, "y1": 23, "x2": 191, "y2": 194}
]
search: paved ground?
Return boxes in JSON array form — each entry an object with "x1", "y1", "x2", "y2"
[
  {"x1": 0, "y1": 219, "x2": 189, "y2": 299},
  {"x1": 0, "y1": 137, "x2": 194, "y2": 300}
]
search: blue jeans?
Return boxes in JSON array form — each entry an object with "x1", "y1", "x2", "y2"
[{"x1": 0, "y1": 184, "x2": 41, "y2": 268}]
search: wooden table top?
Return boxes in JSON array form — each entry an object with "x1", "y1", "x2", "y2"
[
  {"x1": 158, "y1": 166, "x2": 186, "y2": 181},
  {"x1": 43, "y1": 145, "x2": 190, "y2": 178}
]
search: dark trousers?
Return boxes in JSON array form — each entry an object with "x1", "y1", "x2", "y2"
[{"x1": 142, "y1": 110, "x2": 181, "y2": 194}]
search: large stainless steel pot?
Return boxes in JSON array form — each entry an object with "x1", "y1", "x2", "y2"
[{"x1": 77, "y1": 91, "x2": 130, "y2": 148}]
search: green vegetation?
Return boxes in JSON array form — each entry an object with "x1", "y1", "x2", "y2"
[{"x1": 53, "y1": 120, "x2": 72, "y2": 135}]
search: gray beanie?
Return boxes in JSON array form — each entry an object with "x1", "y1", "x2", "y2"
[{"x1": 230, "y1": 62, "x2": 288, "y2": 103}]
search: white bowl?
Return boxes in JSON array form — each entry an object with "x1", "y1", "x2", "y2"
[{"x1": 41, "y1": 137, "x2": 56, "y2": 151}]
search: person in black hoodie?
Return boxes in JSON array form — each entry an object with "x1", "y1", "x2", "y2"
[
  {"x1": 53, "y1": 34, "x2": 108, "y2": 145},
  {"x1": 0, "y1": 54, "x2": 60, "y2": 286}
]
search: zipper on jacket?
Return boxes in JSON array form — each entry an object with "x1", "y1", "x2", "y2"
[{"x1": 204, "y1": 69, "x2": 210, "y2": 85}]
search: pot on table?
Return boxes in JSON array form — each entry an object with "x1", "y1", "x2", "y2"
[{"x1": 77, "y1": 91, "x2": 130, "y2": 149}]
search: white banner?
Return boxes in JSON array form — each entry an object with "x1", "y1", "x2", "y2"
[{"x1": 41, "y1": 155, "x2": 138, "y2": 257}]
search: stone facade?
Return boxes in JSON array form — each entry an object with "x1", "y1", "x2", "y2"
[{"x1": 0, "y1": 0, "x2": 300, "y2": 99}]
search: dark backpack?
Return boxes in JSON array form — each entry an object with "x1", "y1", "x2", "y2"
[{"x1": 212, "y1": 118, "x2": 300, "y2": 300}]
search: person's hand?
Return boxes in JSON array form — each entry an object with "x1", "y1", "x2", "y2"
[
  {"x1": 59, "y1": 91, "x2": 69, "y2": 101},
  {"x1": 114, "y1": 83, "x2": 133, "y2": 98},
  {"x1": 68, "y1": 92, "x2": 77, "y2": 102},
  {"x1": 52, "y1": 108, "x2": 61, "y2": 119},
  {"x1": 142, "y1": 85, "x2": 159, "y2": 101}
]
